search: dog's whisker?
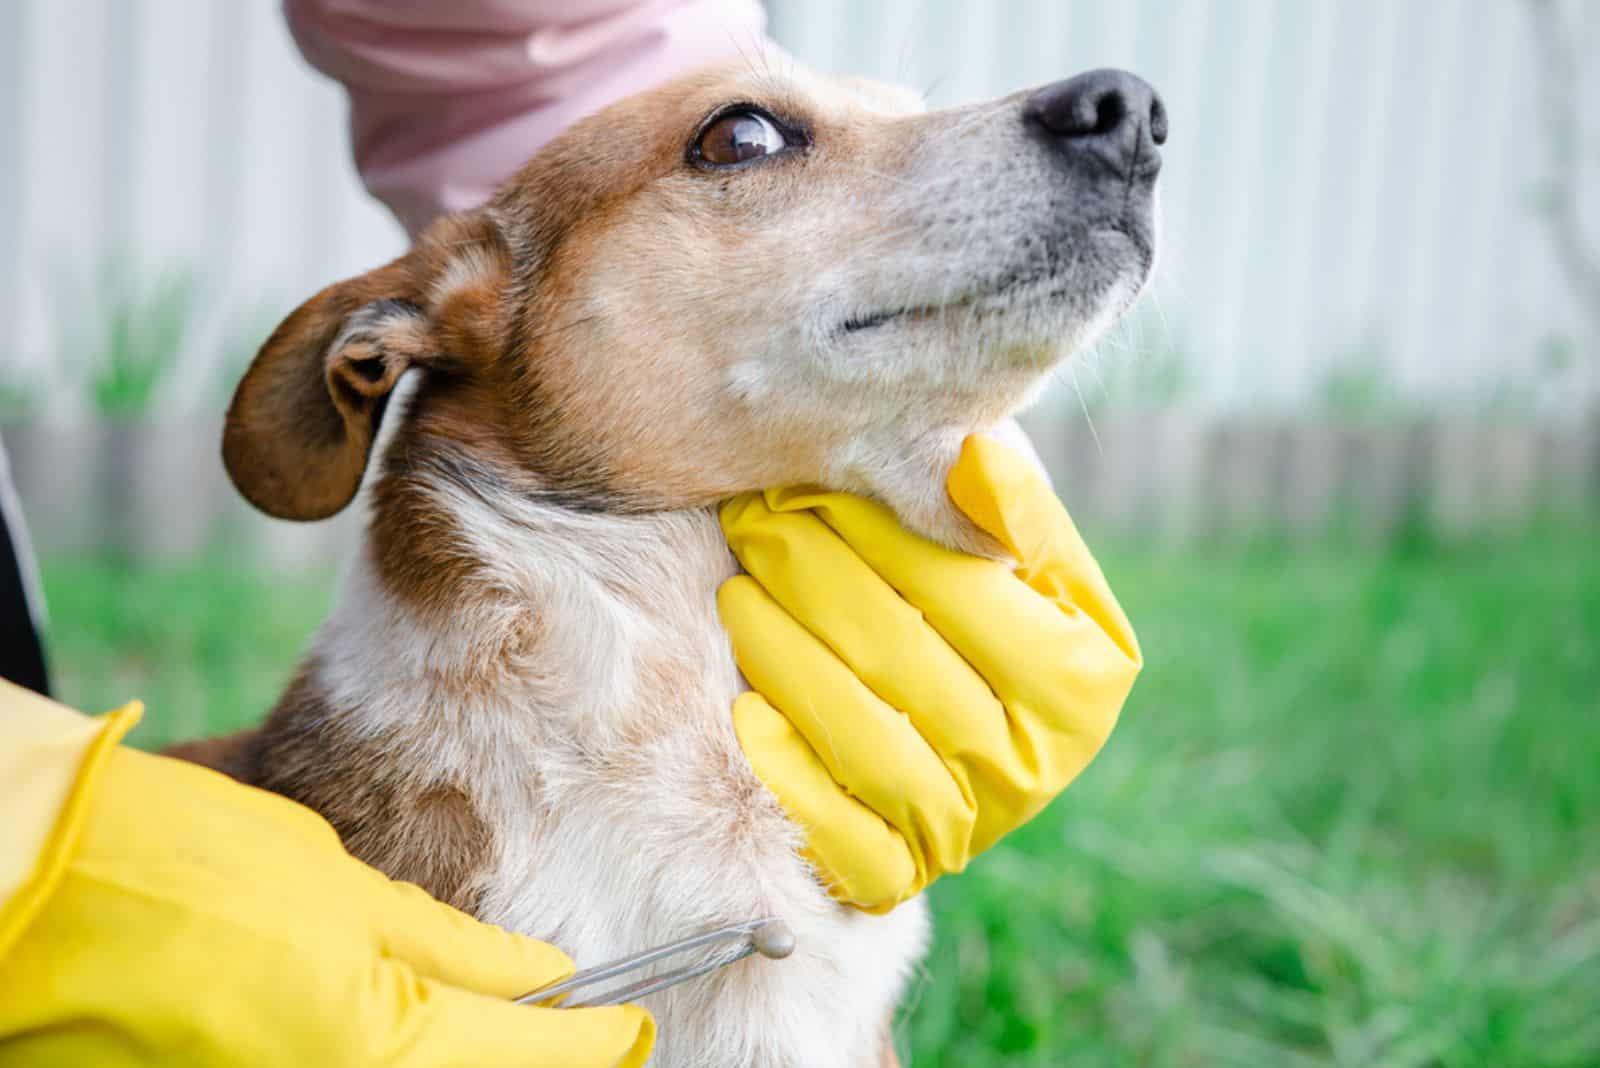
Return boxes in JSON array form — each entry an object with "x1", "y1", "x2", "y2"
[{"x1": 1069, "y1": 366, "x2": 1105, "y2": 458}]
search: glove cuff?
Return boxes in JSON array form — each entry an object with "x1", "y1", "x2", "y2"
[{"x1": 0, "y1": 682, "x2": 142, "y2": 961}]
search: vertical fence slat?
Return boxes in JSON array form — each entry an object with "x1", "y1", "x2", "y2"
[
  {"x1": 1394, "y1": 0, "x2": 1467, "y2": 399},
  {"x1": 0, "y1": 0, "x2": 25, "y2": 391},
  {"x1": 1262, "y1": 0, "x2": 1338, "y2": 409}
]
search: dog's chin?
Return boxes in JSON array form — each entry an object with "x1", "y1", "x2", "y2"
[
  {"x1": 846, "y1": 240, "x2": 1153, "y2": 373},
  {"x1": 809, "y1": 219, "x2": 1155, "y2": 556},
  {"x1": 861, "y1": 266, "x2": 1152, "y2": 557},
  {"x1": 1006, "y1": 265, "x2": 1151, "y2": 371}
]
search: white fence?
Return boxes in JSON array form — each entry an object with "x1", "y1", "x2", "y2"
[
  {"x1": 764, "y1": 0, "x2": 1600, "y2": 415},
  {"x1": 7, "y1": 416, "x2": 1596, "y2": 567},
  {"x1": 0, "y1": 0, "x2": 407, "y2": 419},
  {"x1": 3, "y1": 3, "x2": 1597, "y2": 563},
  {"x1": 2, "y1": 0, "x2": 1596, "y2": 421}
]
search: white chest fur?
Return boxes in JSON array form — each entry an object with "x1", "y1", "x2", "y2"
[{"x1": 310, "y1": 478, "x2": 928, "y2": 1067}]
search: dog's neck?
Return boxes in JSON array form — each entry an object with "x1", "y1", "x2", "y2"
[
  {"x1": 278, "y1": 420, "x2": 931, "y2": 1068},
  {"x1": 348, "y1": 429, "x2": 742, "y2": 747}
]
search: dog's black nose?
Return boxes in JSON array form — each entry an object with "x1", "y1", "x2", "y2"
[{"x1": 1024, "y1": 69, "x2": 1166, "y2": 178}]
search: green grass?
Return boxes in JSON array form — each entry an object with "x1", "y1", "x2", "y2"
[
  {"x1": 42, "y1": 556, "x2": 332, "y2": 748},
  {"x1": 39, "y1": 530, "x2": 1600, "y2": 1067}
]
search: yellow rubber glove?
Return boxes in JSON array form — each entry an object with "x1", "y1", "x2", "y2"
[
  {"x1": 0, "y1": 682, "x2": 652, "y2": 1068},
  {"x1": 719, "y1": 435, "x2": 1142, "y2": 912}
]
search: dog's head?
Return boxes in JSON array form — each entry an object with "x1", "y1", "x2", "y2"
[{"x1": 224, "y1": 55, "x2": 1163, "y2": 549}]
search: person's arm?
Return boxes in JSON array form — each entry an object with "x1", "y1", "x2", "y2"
[
  {"x1": 0, "y1": 680, "x2": 652, "y2": 1067},
  {"x1": 285, "y1": 0, "x2": 768, "y2": 236}
]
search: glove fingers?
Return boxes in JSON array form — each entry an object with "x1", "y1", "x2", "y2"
[
  {"x1": 718, "y1": 505, "x2": 1069, "y2": 860},
  {"x1": 366, "y1": 961, "x2": 654, "y2": 1068},
  {"x1": 373, "y1": 876, "x2": 575, "y2": 999},
  {"x1": 947, "y1": 435, "x2": 1140, "y2": 666},
  {"x1": 720, "y1": 437, "x2": 1141, "y2": 904},
  {"x1": 732, "y1": 692, "x2": 919, "y2": 911},
  {"x1": 720, "y1": 498, "x2": 1015, "y2": 773},
  {"x1": 719, "y1": 579, "x2": 974, "y2": 874},
  {"x1": 751, "y1": 485, "x2": 1137, "y2": 735}
]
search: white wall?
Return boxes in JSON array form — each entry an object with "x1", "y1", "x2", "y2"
[
  {"x1": 768, "y1": 0, "x2": 1600, "y2": 416},
  {"x1": 2, "y1": 0, "x2": 1596, "y2": 419},
  {"x1": 1, "y1": 0, "x2": 407, "y2": 418}
]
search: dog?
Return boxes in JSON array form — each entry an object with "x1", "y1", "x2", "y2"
[{"x1": 169, "y1": 54, "x2": 1163, "y2": 1067}]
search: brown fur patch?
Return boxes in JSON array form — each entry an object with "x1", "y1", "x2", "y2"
[
  {"x1": 236, "y1": 664, "x2": 494, "y2": 912},
  {"x1": 222, "y1": 214, "x2": 511, "y2": 523},
  {"x1": 159, "y1": 729, "x2": 256, "y2": 780}
]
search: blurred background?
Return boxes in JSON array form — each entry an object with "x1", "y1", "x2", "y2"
[{"x1": 3, "y1": 1, "x2": 1597, "y2": 1065}]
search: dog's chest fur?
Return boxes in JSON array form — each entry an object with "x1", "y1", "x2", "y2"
[{"x1": 246, "y1": 468, "x2": 926, "y2": 1067}]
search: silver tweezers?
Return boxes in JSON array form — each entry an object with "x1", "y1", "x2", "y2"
[{"x1": 515, "y1": 917, "x2": 795, "y2": 1009}]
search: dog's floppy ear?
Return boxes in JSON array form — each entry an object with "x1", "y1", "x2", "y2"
[
  {"x1": 225, "y1": 211, "x2": 513, "y2": 520},
  {"x1": 222, "y1": 254, "x2": 435, "y2": 520}
]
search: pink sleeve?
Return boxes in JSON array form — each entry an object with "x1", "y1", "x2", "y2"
[{"x1": 285, "y1": 0, "x2": 769, "y2": 237}]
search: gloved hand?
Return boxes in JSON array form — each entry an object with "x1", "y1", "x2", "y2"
[
  {"x1": 719, "y1": 435, "x2": 1142, "y2": 912},
  {"x1": 0, "y1": 687, "x2": 652, "y2": 1068}
]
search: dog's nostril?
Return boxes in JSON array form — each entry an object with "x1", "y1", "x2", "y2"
[
  {"x1": 1074, "y1": 88, "x2": 1127, "y2": 139},
  {"x1": 1025, "y1": 68, "x2": 1166, "y2": 173},
  {"x1": 1150, "y1": 96, "x2": 1169, "y2": 146}
]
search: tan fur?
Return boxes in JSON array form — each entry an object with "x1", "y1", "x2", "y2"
[{"x1": 178, "y1": 50, "x2": 1161, "y2": 1066}]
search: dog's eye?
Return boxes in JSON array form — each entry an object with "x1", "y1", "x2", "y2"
[{"x1": 695, "y1": 110, "x2": 790, "y2": 167}]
